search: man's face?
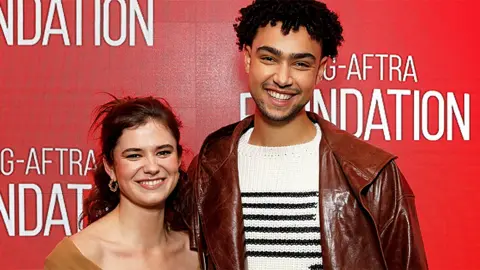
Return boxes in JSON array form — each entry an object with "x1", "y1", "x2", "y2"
[{"x1": 244, "y1": 22, "x2": 327, "y2": 122}]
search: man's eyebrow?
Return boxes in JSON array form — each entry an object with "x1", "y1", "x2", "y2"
[
  {"x1": 257, "y1": 46, "x2": 316, "y2": 61},
  {"x1": 290, "y1": 52, "x2": 316, "y2": 61},
  {"x1": 256, "y1": 46, "x2": 282, "y2": 56}
]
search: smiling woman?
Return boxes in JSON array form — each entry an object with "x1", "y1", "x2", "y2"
[{"x1": 44, "y1": 95, "x2": 199, "y2": 270}]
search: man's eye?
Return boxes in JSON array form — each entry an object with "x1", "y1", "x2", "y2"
[
  {"x1": 261, "y1": 56, "x2": 275, "y2": 62},
  {"x1": 295, "y1": 62, "x2": 310, "y2": 68}
]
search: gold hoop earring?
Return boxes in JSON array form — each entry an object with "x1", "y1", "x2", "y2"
[{"x1": 109, "y1": 178, "x2": 118, "y2": 192}]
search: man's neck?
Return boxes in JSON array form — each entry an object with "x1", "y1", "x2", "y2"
[{"x1": 249, "y1": 110, "x2": 317, "y2": 147}]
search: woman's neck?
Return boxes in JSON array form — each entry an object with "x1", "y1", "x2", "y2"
[{"x1": 111, "y1": 199, "x2": 169, "y2": 250}]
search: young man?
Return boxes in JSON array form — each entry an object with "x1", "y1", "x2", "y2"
[{"x1": 187, "y1": 1, "x2": 428, "y2": 269}]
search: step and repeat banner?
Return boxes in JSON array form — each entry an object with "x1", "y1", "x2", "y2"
[{"x1": 0, "y1": 0, "x2": 478, "y2": 269}]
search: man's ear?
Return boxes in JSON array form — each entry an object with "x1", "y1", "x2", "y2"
[
  {"x1": 244, "y1": 46, "x2": 252, "y2": 74},
  {"x1": 316, "y1": 56, "x2": 329, "y2": 84}
]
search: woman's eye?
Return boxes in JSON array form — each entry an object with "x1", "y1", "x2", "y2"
[
  {"x1": 126, "y1": 154, "x2": 141, "y2": 159},
  {"x1": 157, "y1": 151, "x2": 172, "y2": 156}
]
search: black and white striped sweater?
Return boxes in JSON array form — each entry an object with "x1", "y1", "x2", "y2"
[{"x1": 238, "y1": 124, "x2": 323, "y2": 270}]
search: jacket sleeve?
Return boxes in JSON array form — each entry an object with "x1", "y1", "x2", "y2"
[
  {"x1": 186, "y1": 155, "x2": 212, "y2": 270},
  {"x1": 186, "y1": 155, "x2": 200, "y2": 251},
  {"x1": 372, "y1": 161, "x2": 429, "y2": 269}
]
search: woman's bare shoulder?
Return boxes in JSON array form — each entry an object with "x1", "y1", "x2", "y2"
[
  {"x1": 69, "y1": 219, "x2": 109, "y2": 263},
  {"x1": 170, "y1": 230, "x2": 199, "y2": 269},
  {"x1": 44, "y1": 233, "x2": 102, "y2": 270}
]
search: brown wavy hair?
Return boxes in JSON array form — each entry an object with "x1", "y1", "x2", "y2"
[{"x1": 81, "y1": 95, "x2": 189, "y2": 231}]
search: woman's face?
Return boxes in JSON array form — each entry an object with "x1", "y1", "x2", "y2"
[{"x1": 105, "y1": 119, "x2": 181, "y2": 208}]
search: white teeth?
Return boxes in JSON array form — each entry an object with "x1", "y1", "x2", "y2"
[
  {"x1": 267, "y1": 90, "x2": 292, "y2": 100},
  {"x1": 139, "y1": 180, "x2": 163, "y2": 186}
]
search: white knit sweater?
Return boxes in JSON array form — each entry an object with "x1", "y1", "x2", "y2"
[{"x1": 238, "y1": 124, "x2": 323, "y2": 270}]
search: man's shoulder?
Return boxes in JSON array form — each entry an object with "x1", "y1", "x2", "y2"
[
  {"x1": 316, "y1": 115, "x2": 396, "y2": 181},
  {"x1": 203, "y1": 121, "x2": 241, "y2": 147},
  {"x1": 199, "y1": 118, "x2": 251, "y2": 156}
]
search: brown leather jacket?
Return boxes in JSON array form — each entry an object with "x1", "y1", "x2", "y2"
[{"x1": 186, "y1": 112, "x2": 428, "y2": 270}]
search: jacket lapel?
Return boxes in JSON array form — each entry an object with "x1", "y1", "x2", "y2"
[
  {"x1": 317, "y1": 138, "x2": 387, "y2": 270},
  {"x1": 197, "y1": 118, "x2": 253, "y2": 270},
  {"x1": 314, "y1": 114, "x2": 393, "y2": 269}
]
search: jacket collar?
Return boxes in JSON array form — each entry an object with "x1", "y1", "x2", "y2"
[{"x1": 200, "y1": 112, "x2": 395, "y2": 197}]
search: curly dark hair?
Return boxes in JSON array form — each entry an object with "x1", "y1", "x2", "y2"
[
  {"x1": 80, "y1": 95, "x2": 189, "y2": 231},
  {"x1": 233, "y1": 0, "x2": 344, "y2": 58}
]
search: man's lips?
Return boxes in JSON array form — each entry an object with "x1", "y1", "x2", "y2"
[
  {"x1": 264, "y1": 87, "x2": 297, "y2": 96},
  {"x1": 265, "y1": 88, "x2": 296, "y2": 100}
]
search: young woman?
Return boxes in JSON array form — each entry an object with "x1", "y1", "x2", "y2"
[{"x1": 45, "y1": 96, "x2": 198, "y2": 270}]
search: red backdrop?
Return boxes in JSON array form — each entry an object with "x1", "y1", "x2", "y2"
[{"x1": 0, "y1": 0, "x2": 478, "y2": 269}]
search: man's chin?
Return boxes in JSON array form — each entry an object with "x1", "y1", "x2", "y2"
[
  {"x1": 259, "y1": 109, "x2": 298, "y2": 123},
  {"x1": 254, "y1": 99, "x2": 306, "y2": 123}
]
